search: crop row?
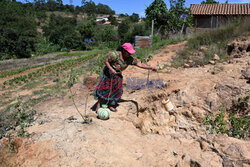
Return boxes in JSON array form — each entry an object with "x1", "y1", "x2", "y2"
[{"x1": 2, "y1": 53, "x2": 100, "y2": 87}]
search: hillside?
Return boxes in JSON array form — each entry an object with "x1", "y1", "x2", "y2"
[{"x1": 0, "y1": 38, "x2": 249, "y2": 166}]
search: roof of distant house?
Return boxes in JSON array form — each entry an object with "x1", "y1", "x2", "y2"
[
  {"x1": 190, "y1": 3, "x2": 250, "y2": 15},
  {"x1": 96, "y1": 16, "x2": 108, "y2": 19},
  {"x1": 104, "y1": 21, "x2": 111, "y2": 25}
]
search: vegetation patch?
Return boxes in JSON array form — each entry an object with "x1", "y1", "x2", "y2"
[
  {"x1": 203, "y1": 94, "x2": 250, "y2": 139},
  {"x1": 172, "y1": 19, "x2": 250, "y2": 68},
  {"x1": 0, "y1": 97, "x2": 36, "y2": 139}
]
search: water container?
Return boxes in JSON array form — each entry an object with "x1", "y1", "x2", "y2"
[
  {"x1": 97, "y1": 104, "x2": 110, "y2": 120},
  {"x1": 162, "y1": 97, "x2": 174, "y2": 111}
]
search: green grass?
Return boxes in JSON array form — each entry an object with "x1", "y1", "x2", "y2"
[{"x1": 203, "y1": 95, "x2": 250, "y2": 139}]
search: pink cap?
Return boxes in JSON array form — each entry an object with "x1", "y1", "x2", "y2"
[{"x1": 121, "y1": 43, "x2": 136, "y2": 54}]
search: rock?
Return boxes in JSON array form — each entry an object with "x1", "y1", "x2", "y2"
[
  {"x1": 227, "y1": 37, "x2": 250, "y2": 57},
  {"x1": 199, "y1": 141, "x2": 209, "y2": 151},
  {"x1": 162, "y1": 81, "x2": 169, "y2": 88},
  {"x1": 213, "y1": 54, "x2": 220, "y2": 60},
  {"x1": 233, "y1": 54, "x2": 243, "y2": 58},
  {"x1": 215, "y1": 84, "x2": 243, "y2": 110},
  {"x1": 205, "y1": 92, "x2": 220, "y2": 111},
  {"x1": 182, "y1": 110, "x2": 192, "y2": 119},
  {"x1": 200, "y1": 46, "x2": 208, "y2": 51},
  {"x1": 241, "y1": 67, "x2": 250, "y2": 80},
  {"x1": 157, "y1": 64, "x2": 165, "y2": 70},
  {"x1": 184, "y1": 64, "x2": 190, "y2": 68},
  {"x1": 191, "y1": 107, "x2": 206, "y2": 123},
  {"x1": 211, "y1": 135, "x2": 250, "y2": 165},
  {"x1": 175, "y1": 154, "x2": 202, "y2": 167},
  {"x1": 188, "y1": 60, "x2": 193, "y2": 63},
  {"x1": 209, "y1": 61, "x2": 216, "y2": 65}
]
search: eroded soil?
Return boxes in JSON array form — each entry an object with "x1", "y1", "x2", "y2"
[{"x1": 0, "y1": 40, "x2": 249, "y2": 167}]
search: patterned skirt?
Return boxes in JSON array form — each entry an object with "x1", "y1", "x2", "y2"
[{"x1": 94, "y1": 66, "x2": 123, "y2": 101}]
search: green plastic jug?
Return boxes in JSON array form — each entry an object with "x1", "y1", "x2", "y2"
[{"x1": 97, "y1": 104, "x2": 110, "y2": 120}]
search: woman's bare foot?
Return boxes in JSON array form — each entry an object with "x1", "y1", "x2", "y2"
[
  {"x1": 95, "y1": 100, "x2": 101, "y2": 113},
  {"x1": 109, "y1": 106, "x2": 117, "y2": 112}
]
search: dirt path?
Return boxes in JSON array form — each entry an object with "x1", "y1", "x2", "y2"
[{"x1": 1, "y1": 42, "x2": 249, "y2": 167}]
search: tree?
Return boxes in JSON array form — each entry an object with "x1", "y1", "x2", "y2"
[
  {"x1": 145, "y1": 0, "x2": 168, "y2": 29},
  {"x1": 108, "y1": 15, "x2": 118, "y2": 26},
  {"x1": 145, "y1": 0, "x2": 193, "y2": 37},
  {"x1": 77, "y1": 21, "x2": 95, "y2": 39},
  {"x1": 201, "y1": 0, "x2": 219, "y2": 4},
  {"x1": 129, "y1": 13, "x2": 139, "y2": 23},
  {"x1": 82, "y1": 0, "x2": 96, "y2": 15},
  {"x1": 0, "y1": 1, "x2": 38, "y2": 59},
  {"x1": 168, "y1": 0, "x2": 192, "y2": 34},
  {"x1": 118, "y1": 20, "x2": 130, "y2": 41},
  {"x1": 43, "y1": 14, "x2": 83, "y2": 49},
  {"x1": 96, "y1": 3, "x2": 115, "y2": 15},
  {"x1": 94, "y1": 25, "x2": 118, "y2": 42}
]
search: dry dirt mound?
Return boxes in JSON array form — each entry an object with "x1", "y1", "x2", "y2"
[
  {"x1": 1, "y1": 41, "x2": 249, "y2": 167},
  {"x1": 227, "y1": 36, "x2": 250, "y2": 58}
]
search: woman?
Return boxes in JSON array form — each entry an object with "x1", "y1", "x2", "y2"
[{"x1": 94, "y1": 43, "x2": 158, "y2": 112}]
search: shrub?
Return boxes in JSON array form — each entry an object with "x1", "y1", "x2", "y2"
[
  {"x1": 43, "y1": 14, "x2": 83, "y2": 50},
  {"x1": 172, "y1": 19, "x2": 250, "y2": 68},
  {"x1": 204, "y1": 95, "x2": 250, "y2": 139},
  {"x1": 0, "y1": 1, "x2": 38, "y2": 59},
  {"x1": 35, "y1": 39, "x2": 61, "y2": 55}
]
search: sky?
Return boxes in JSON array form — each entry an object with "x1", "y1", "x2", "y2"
[
  {"x1": 20, "y1": 0, "x2": 250, "y2": 17},
  {"x1": 62, "y1": 0, "x2": 250, "y2": 17}
]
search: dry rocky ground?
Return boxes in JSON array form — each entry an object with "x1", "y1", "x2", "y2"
[{"x1": 0, "y1": 39, "x2": 249, "y2": 167}]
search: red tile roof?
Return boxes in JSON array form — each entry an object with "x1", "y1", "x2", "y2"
[{"x1": 190, "y1": 3, "x2": 250, "y2": 15}]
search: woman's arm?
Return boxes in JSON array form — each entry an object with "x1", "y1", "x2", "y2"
[
  {"x1": 104, "y1": 53, "x2": 118, "y2": 75},
  {"x1": 135, "y1": 62, "x2": 158, "y2": 72}
]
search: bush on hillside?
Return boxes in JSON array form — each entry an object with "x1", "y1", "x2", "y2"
[
  {"x1": 35, "y1": 39, "x2": 61, "y2": 56},
  {"x1": 43, "y1": 14, "x2": 83, "y2": 50},
  {"x1": 118, "y1": 20, "x2": 130, "y2": 41},
  {"x1": 94, "y1": 25, "x2": 119, "y2": 43},
  {"x1": 0, "y1": 1, "x2": 38, "y2": 59}
]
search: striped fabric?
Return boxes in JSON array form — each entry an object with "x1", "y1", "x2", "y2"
[{"x1": 94, "y1": 66, "x2": 123, "y2": 101}]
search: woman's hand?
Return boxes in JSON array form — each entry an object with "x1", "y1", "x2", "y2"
[
  {"x1": 111, "y1": 69, "x2": 119, "y2": 75},
  {"x1": 150, "y1": 67, "x2": 158, "y2": 72}
]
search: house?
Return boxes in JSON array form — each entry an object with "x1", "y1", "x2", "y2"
[
  {"x1": 190, "y1": 3, "x2": 250, "y2": 29},
  {"x1": 96, "y1": 16, "x2": 109, "y2": 22},
  {"x1": 103, "y1": 21, "x2": 111, "y2": 25},
  {"x1": 113, "y1": 14, "x2": 120, "y2": 18}
]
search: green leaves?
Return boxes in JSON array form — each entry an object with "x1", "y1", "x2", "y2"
[
  {"x1": 0, "y1": 1, "x2": 38, "y2": 59},
  {"x1": 203, "y1": 96, "x2": 250, "y2": 139},
  {"x1": 145, "y1": 0, "x2": 193, "y2": 37},
  {"x1": 145, "y1": 0, "x2": 168, "y2": 27},
  {"x1": 201, "y1": 0, "x2": 219, "y2": 4},
  {"x1": 43, "y1": 14, "x2": 83, "y2": 50}
]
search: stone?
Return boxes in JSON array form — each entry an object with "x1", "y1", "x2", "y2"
[
  {"x1": 199, "y1": 141, "x2": 209, "y2": 151},
  {"x1": 200, "y1": 46, "x2": 208, "y2": 51},
  {"x1": 191, "y1": 107, "x2": 206, "y2": 123},
  {"x1": 184, "y1": 64, "x2": 190, "y2": 68},
  {"x1": 241, "y1": 67, "x2": 250, "y2": 80},
  {"x1": 213, "y1": 54, "x2": 220, "y2": 60},
  {"x1": 182, "y1": 110, "x2": 192, "y2": 119},
  {"x1": 209, "y1": 61, "x2": 216, "y2": 65}
]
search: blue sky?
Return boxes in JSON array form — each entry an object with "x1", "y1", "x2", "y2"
[
  {"x1": 21, "y1": 0, "x2": 250, "y2": 17},
  {"x1": 62, "y1": 0, "x2": 250, "y2": 17}
]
